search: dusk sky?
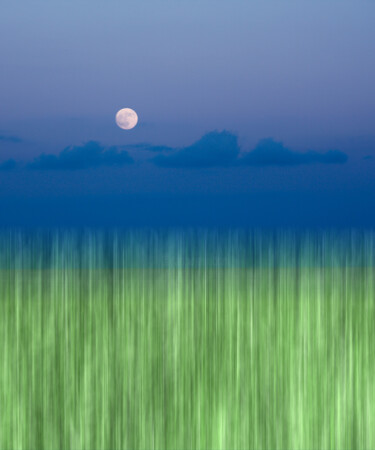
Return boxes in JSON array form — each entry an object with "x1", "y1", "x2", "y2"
[{"x1": 1, "y1": 1, "x2": 375, "y2": 226}]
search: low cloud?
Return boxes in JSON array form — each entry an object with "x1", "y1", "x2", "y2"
[
  {"x1": 238, "y1": 138, "x2": 348, "y2": 166},
  {"x1": 150, "y1": 133, "x2": 348, "y2": 169},
  {"x1": 11, "y1": 133, "x2": 348, "y2": 171},
  {"x1": 153, "y1": 131, "x2": 240, "y2": 168},
  {"x1": 28, "y1": 141, "x2": 134, "y2": 170},
  {"x1": 0, "y1": 159, "x2": 17, "y2": 171}
]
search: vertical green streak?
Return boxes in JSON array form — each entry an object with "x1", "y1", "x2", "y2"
[{"x1": 0, "y1": 230, "x2": 374, "y2": 449}]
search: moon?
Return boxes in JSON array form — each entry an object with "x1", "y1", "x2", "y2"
[{"x1": 116, "y1": 108, "x2": 138, "y2": 130}]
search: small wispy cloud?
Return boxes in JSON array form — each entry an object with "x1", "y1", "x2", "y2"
[
  {"x1": 0, "y1": 135, "x2": 23, "y2": 144},
  {"x1": 121, "y1": 143, "x2": 174, "y2": 153}
]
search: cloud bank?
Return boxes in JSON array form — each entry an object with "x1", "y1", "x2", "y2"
[
  {"x1": 28, "y1": 141, "x2": 134, "y2": 170},
  {"x1": 4, "y1": 132, "x2": 347, "y2": 171},
  {"x1": 151, "y1": 133, "x2": 348, "y2": 168}
]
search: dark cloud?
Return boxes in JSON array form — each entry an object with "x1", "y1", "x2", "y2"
[
  {"x1": 153, "y1": 131, "x2": 240, "y2": 168},
  {"x1": 20, "y1": 134, "x2": 348, "y2": 171},
  {"x1": 0, "y1": 159, "x2": 17, "y2": 171},
  {"x1": 28, "y1": 141, "x2": 134, "y2": 170},
  {"x1": 0, "y1": 135, "x2": 22, "y2": 143},
  {"x1": 238, "y1": 138, "x2": 348, "y2": 166},
  {"x1": 150, "y1": 133, "x2": 347, "y2": 169}
]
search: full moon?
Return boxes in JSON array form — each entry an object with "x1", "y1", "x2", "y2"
[{"x1": 115, "y1": 108, "x2": 138, "y2": 130}]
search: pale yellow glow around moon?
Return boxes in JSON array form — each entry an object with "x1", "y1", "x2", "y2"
[{"x1": 115, "y1": 108, "x2": 138, "y2": 130}]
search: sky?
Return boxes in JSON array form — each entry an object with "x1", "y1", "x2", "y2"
[{"x1": 1, "y1": 0, "x2": 375, "y2": 226}]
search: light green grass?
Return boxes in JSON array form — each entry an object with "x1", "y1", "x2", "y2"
[{"x1": 0, "y1": 230, "x2": 375, "y2": 450}]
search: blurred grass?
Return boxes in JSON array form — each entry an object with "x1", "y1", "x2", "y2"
[{"x1": 0, "y1": 230, "x2": 375, "y2": 450}]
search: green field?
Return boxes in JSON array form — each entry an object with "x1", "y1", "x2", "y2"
[{"x1": 1, "y1": 230, "x2": 375, "y2": 450}]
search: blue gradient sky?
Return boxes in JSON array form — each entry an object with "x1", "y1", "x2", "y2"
[{"x1": 1, "y1": 1, "x2": 375, "y2": 226}]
